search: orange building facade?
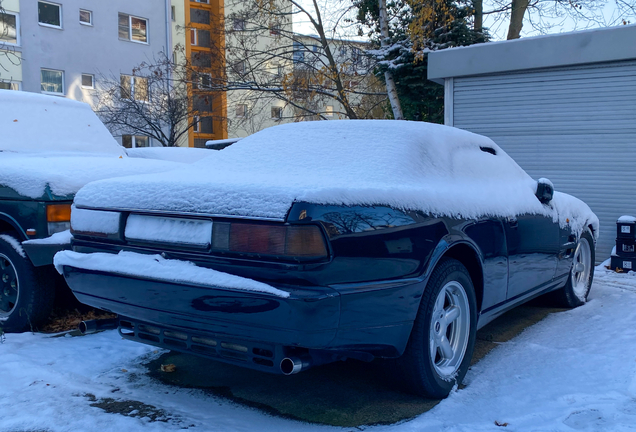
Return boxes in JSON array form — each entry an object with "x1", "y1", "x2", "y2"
[{"x1": 184, "y1": 0, "x2": 227, "y2": 147}]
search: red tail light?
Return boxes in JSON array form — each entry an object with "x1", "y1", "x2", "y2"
[{"x1": 213, "y1": 222, "x2": 327, "y2": 260}]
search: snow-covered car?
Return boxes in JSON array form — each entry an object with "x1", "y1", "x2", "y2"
[
  {"x1": 0, "y1": 91, "x2": 190, "y2": 332},
  {"x1": 56, "y1": 120, "x2": 599, "y2": 398}
]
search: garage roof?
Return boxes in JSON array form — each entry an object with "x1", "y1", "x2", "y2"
[{"x1": 428, "y1": 24, "x2": 636, "y2": 84}]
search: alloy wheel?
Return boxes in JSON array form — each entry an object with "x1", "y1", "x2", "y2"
[{"x1": 429, "y1": 280, "x2": 470, "y2": 379}]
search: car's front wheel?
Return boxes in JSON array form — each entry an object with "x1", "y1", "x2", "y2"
[
  {"x1": 0, "y1": 234, "x2": 54, "y2": 332},
  {"x1": 393, "y1": 258, "x2": 477, "y2": 398}
]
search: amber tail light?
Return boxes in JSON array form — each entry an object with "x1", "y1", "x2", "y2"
[{"x1": 212, "y1": 222, "x2": 328, "y2": 259}]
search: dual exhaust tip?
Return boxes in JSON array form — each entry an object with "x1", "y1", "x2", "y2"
[{"x1": 79, "y1": 319, "x2": 313, "y2": 375}]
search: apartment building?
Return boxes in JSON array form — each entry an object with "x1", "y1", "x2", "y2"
[{"x1": 0, "y1": 0, "x2": 171, "y2": 147}]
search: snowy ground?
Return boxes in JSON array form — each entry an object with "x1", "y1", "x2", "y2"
[{"x1": 1, "y1": 262, "x2": 635, "y2": 432}]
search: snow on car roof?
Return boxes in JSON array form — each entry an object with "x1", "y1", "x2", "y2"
[
  {"x1": 0, "y1": 91, "x2": 125, "y2": 156},
  {"x1": 75, "y1": 120, "x2": 599, "y2": 235}
]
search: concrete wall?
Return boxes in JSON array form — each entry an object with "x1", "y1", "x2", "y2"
[{"x1": 19, "y1": 0, "x2": 170, "y2": 104}]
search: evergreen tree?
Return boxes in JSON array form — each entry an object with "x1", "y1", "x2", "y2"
[{"x1": 355, "y1": 0, "x2": 488, "y2": 122}]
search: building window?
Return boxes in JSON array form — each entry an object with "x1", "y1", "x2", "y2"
[
  {"x1": 190, "y1": 28, "x2": 198, "y2": 45},
  {"x1": 232, "y1": 18, "x2": 245, "y2": 31},
  {"x1": 190, "y1": 8, "x2": 210, "y2": 25},
  {"x1": 193, "y1": 0, "x2": 209, "y2": 3},
  {"x1": 325, "y1": 106, "x2": 334, "y2": 117},
  {"x1": 120, "y1": 75, "x2": 149, "y2": 101},
  {"x1": 235, "y1": 104, "x2": 247, "y2": 117},
  {"x1": 79, "y1": 9, "x2": 92, "y2": 25},
  {"x1": 269, "y1": 22, "x2": 280, "y2": 35},
  {"x1": 118, "y1": 13, "x2": 148, "y2": 43},
  {"x1": 41, "y1": 69, "x2": 64, "y2": 94},
  {"x1": 122, "y1": 135, "x2": 150, "y2": 148},
  {"x1": 193, "y1": 73, "x2": 211, "y2": 89},
  {"x1": 171, "y1": 6, "x2": 176, "y2": 21},
  {"x1": 81, "y1": 74, "x2": 95, "y2": 89},
  {"x1": 192, "y1": 116, "x2": 200, "y2": 133},
  {"x1": 38, "y1": 1, "x2": 62, "y2": 28},
  {"x1": 0, "y1": 81, "x2": 20, "y2": 90},
  {"x1": 233, "y1": 60, "x2": 245, "y2": 75},
  {"x1": 0, "y1": 12, "x2": 19, "y2": 45},
  {"x1": 271, "y1": 106, "x2": 282, "y2": 119}
]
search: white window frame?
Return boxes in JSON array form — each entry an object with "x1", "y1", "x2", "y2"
[
  {"x1": 190, "y1": 28, "x2": 198, "y2": 46},
  {"x1": 38, "y1": 1, "x2": 62, "y2": 29},
  {"x1": 120, "y1": 74, "x2": 149, "y2": 101},
  {"x1": 119, "y1": 13, "x2": 149, "y2": 44},
  {"x1": 194, "y1": 72, "x2": 211, "y2": 89},
  {"x1": 122, "y1": 135, "x2": 151, "y2": 148},
  {"x1": 79, "y1": 9, "x2": 92, "y2": 26},
  {"x1": 271, "y1": 106, "x2": 282, "y2": 120},
  {"x1": 235, "y1": 104, "x2": 247, "y2": 117},
  {"x1": 81, "y1": 73, "x2": 95, "y2": 89},
  {"x1": 0, "y1": 11, "x2": 20, "y2": 46},
  {"x1": 40, "y1": 68, "x2": 65, "y2": 95},
  {"x1": 0, "y1": 80, "x2": 21, "y2": 91}
]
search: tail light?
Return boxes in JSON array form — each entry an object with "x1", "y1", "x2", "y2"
[{"x1": 212, "y1": 222, "x2": 328, "y2": 260}]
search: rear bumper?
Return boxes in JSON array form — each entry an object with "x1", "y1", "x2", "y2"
[{"x1": 61, "y1": 266, "x2": 341, "y2": 348}]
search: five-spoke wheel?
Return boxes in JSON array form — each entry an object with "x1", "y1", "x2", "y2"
[{"x1": 393, "y1": 258, "x2": 477, "y2": 398}]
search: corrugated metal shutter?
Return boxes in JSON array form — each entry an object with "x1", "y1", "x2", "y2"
[{"x1": 453, "y1": 60, "x2": 636, "y2": 261}]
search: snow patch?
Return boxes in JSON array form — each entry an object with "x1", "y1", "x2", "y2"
[
  {"x1": 618, "y1": 215, "x2": 636, "y2": 223},
  {"x1": 53, "y1": 250, "x2": 289, "y2": 298},
  {"x1": 0, "y1": 153, "x2": 182, "y2": 199},
  {"x1": 0, "y1": 234, "x2": 26, "y2": 258},
  {"x1": 70, "y1": 206, "x2": 121, "y2": 235},
  {"x1": 23, "y1": 230, "x2": 72, "y2": 245},
  {"x1": 0, "y1": 91, "x2": 125, "y2": 155},
  {"x1": 124, "y1": 215, "x2": 212, "y2": 246},
  {"x1": 75, "y1": 120, "x2": 599, "y2": 238},
  {"x1": 126, "y1": 147, "x2": 214, "y2": 164}
]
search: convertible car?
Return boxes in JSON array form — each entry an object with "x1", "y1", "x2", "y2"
[{"x1": 55, "y1": 121, "x2": 598, "y2": 398}]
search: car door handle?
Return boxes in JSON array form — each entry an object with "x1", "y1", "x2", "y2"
[{"x1": 507, "y1": 218, "x2": 518, "y2": 229}]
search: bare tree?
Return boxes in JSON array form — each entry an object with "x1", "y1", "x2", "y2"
[
  {"x1": 197, "y1": 0, "x2": 388, "y2": 126},
  {"x1": 94, "y1": 55, "x2": 204, "y2": 147},
  {"x1": 480, "y1": 0, "x2": 636, "y2": 39}
]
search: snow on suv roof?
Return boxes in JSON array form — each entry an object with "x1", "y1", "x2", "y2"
[
  {"x1": 0, "y1": 91, "x2": 125, "y2": 156},
  {"x1": 75, "y1": 120, "x2": 597, "y2": 235}
]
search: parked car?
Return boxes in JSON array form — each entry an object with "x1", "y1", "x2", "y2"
[
  {"x1": 55, "y1": 120, "x2": 598, "y2": 398},
  {"x1": 0, "y1": 91, "x2": 190, "y2": 332}
]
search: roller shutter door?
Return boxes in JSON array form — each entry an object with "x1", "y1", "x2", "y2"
[{"x1": 453, "y1": 60, "x2": 636, "y2": 261}]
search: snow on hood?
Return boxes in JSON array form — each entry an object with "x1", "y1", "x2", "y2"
[
  {"x1": 74, "y1": 120, "x2": 599, "y2": 235},
  {"x1": 0, "y1": 91, "x2": 125, "y2": 156},
  {"x1": 0, "y1": 152, "x2": 181, "y2": 199}
]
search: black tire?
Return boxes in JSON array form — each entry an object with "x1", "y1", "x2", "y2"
[
  {"x1": 551, "y1": 229, "x2": 595, "y2": 308},
  {"x1": 392, "y1": 258, "x2": 477, "y2": 398},
  {"x1": 0, "y1": 233, "x2": 55, "y2": 332}
]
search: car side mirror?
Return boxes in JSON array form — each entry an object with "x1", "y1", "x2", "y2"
[{"x1": 536, "y1": 178, "x2": 554, "y2": 204}]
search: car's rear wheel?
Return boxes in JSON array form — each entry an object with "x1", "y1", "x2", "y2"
[
  {"x1": 551, "y1": 229, "x2": 595, "y2": 308},
  {"x1": 0, "y1": 234, "x2": 54, "y2": 332},
  {"x1": 393, "y1": 258, "x2": 477, "y2": 398}
]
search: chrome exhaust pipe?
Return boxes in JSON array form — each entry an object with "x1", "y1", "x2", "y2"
[
  {"x1": 280, "y1": 355, "x2": 312, "y2": 375},
  {"x1": 79, "y1": 318, "x2": 118, "y2": 335}
]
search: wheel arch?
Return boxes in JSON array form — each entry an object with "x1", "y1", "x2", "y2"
[
  {"x1": 424, "y1": 241, "x2": 484, "y2": 313},
  {"x1": 0, "y1": 213, "x2": 27, "y2": 240}
]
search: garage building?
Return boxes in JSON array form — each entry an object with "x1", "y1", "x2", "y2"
[{"x1": 428, "y1": 25, "x2": 636, "y2": 259}]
